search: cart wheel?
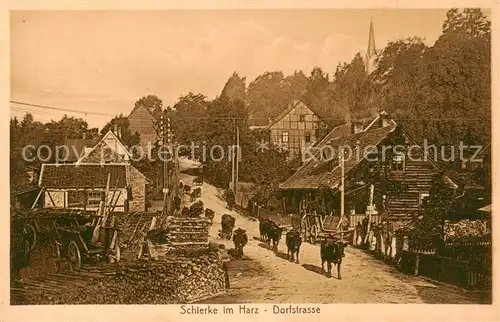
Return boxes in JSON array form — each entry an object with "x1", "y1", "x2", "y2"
[
  {"x1": 52, "y1": 241, "x2": 61, "y2": 272},
  {"x1": 108, "y1": 238, "x2": 121, "y2": 264},
  {"x1": 67, "y1": 240, "x2": 82, "y2": 271},
  {"x1": 310, "y1": 225, "x2": 318, "y2": 244},
  {"x1": 23, "y1": 223, "x2": 37, "y2": 251}
]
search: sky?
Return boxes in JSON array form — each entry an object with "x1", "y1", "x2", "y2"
[{"x1": 10, "y1": 9, "x2": 490, "y2": 129}]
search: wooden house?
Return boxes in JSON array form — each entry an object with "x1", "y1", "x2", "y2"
[
  {"x1": 264, "y1": 100, "x2": 331, "y2": 160},
  {"x1": 38, "y1": 163, "x2": 149, "y2": 212},
  {"x1": 278, "y1": 111, "x2": 458, "y2": 224}
]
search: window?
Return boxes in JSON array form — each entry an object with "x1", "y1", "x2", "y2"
[
  {"x1": 419, "y1": 192, "x2": 430, "y2": 206},
  {"x1": 305, "y1": 132, "x2": 311, "y2": 143},
  {"x1": 299, "y1": 115, "x2": 306, "y2": 122},
  {"x1": 391, "y1": 155, "x2": 405, "y2": 171},
  {"x1": 87, "y1": 191, "x2": 102, "y2": 207},
  {"x1": 67, "y1": 191, "x2": 86, "y2": 207},
  {"x1": 282, "y1": 131, "x2": 289, "y2": 143}
]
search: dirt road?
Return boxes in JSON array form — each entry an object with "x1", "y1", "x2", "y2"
[{"x1": 179, "y1": 159, "x2": 483, "y2": 304}]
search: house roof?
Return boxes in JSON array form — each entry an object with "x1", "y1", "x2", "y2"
[
  {"x1": 279, "y1": 112, "x2": 458, "y2": 191},
  {"x1": 128, "y1": 103, "x2": 157, "y2": 120},
  {"x1": 264, "y1": 99, "x2": 343, "y2": 130},
  {"x1": 39, "y1": 163, "x2": 130, "y2": 189},
  {"x1": 11, "y1": 186, "x2": 40, "y2": 197},
  {"x1": 63, "y1": 138, "x2": 96, "y2": 162},
  {"x1": 279, "y1": 121, "x2": 397, "y2": 190}
]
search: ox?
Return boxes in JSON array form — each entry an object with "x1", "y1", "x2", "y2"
[
  {"x1": 258, "y1": 217, "x2": 271, "y2": 242},
  {"x1": 232, "y1": 228, "x2": 248, "y2": 258},
  {"x1": 267, "y1": 222, "x2": 283, "y2": 252},
  {"x1": 193, "y1": 176, "x2": 203, "y2": 185},
  {"x1": 320, "y1": 238, "x2": 348, "y2": 279},
  {"x1": 220, "y1": 214, "x2": 236, "y2": 240},
  {"x1": 286, "y1": 230, "x2": 302, "y2": 263},
  {"x1": 205, "y1": 208, "x2": 215, "y2": 224}
]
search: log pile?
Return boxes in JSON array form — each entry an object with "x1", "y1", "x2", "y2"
[
  {"x1": 12, "y1": 250, "x2": 229, "y2": 305},
  {"x1": 154, "y1": 216, "x2": 211, "y2": 254}
]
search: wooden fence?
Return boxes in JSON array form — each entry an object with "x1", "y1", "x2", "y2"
[
  {"x1": 349, "y1": 214, "x2": 383, "y2": 227},
  {"x1": 399, "y1": 250, "x2": 491, "y2": 291}
]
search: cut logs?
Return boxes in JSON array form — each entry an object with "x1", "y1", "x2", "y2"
[{"x1": 11, "y1": 250, "x2": 229, "y2": 304}]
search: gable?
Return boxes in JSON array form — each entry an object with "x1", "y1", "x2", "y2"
[
  {"x1": 78, "y1": 141, "x2": 127, "y2": 164},
  {"x1": 128, "y1": 105, "x2": 158, "y2": 136},
  {"x1": 77, "y1": 130, "x2": 131, "y2": 163},
  {"x1": 266, "y1": 100, "x2": 327, "y2": 130}
]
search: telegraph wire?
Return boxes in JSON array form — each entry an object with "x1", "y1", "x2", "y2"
[{"x1": 10, "y1": 100, "x2": 491, "y2": 121}]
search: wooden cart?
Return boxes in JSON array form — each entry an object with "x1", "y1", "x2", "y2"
[
  {"x1": 20, "y1": 210, "x2": 121, "y2": 271},
  {"x1": 291, "y1": 211, "x2": 353, "y2": 244}
]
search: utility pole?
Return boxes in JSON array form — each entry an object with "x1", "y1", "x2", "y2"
[
  {"x1": 340, "y1": 149, "x2": 345, "y2": 217},
  {"x1": 340, "y1": 148, "x2": 345, "y2": 241},
  {"x1": 235, "y1": 122, "x2": 240, "y2": 195},
  {"x1": 160, "y1": 111, "x2": 171, "y2": 216}
]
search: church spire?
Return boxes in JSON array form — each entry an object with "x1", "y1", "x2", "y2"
[{"x1": 366, "y1": 18, "x2": 376, "y2": 74}]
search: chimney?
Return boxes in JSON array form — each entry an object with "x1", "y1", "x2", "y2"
[
  {"x1": 82, "y1": 132, "x2": 86, "y2": 140},
  {"x1": 379, "y1": 111, "x2": 391, "y2": 128},
  {"x1": 351, "y1": 121, "x2": 364, "y2": 134},
  {"x1": 113, "y1": 124, "x2": 118, "y2": 135},
  {"x1": 118, "y1": 127, "x2": 122, "y2": 139}
]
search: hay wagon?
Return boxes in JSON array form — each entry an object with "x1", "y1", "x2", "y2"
[
  {"x1": 291, "y1": 211, "x2": 354, "y2": 244},
  {"x1": 19, "y1": 209, "x2": 121, "y2": 271}
]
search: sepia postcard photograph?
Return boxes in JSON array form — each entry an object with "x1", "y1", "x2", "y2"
[{"x1": 3, "y1": 1, "x2": 498, "y2": 320}]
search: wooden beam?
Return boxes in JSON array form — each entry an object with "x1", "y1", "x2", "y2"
[
  {"x1": 31, "y1": 187, "x2": 44, "y2": 209},
  {"x1": 46, "y1": 190, "x2": 56, "y2": 207}
]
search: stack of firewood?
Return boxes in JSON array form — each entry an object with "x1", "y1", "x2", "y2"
[{"x1": 162, "y1": 216, "x2": 210, "y2": 248}]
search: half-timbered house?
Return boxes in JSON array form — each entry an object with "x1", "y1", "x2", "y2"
[
  {"x1": 38, "y1": 163, "x2": 149, "y2": 212},
  {"x1": 264, "y1": 100, "x2": 331, "y2": 160}
]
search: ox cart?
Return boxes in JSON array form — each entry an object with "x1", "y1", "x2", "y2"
[
  {"x1": 18, "y1": 209, "x2": 121, "y2": 271},
  {"x1": 291, "y1": 211, "x2": 354, "y2": 244}
]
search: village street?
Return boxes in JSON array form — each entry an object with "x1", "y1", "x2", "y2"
[{"x1": 177, "y1": 159, "x2": 482, "y2": 304}]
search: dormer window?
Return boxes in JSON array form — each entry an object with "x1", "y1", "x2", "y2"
[
  {"x1": 391, "y1": 154, "x2": 405, "y2": 171},
  {"x1": 352, "y1": 122, "x2": 364, "y2": 134}
]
